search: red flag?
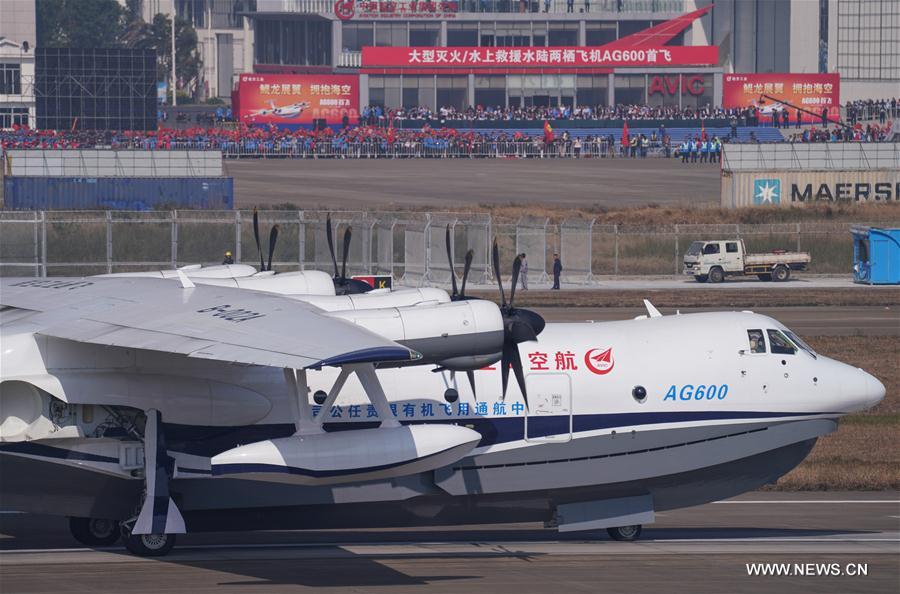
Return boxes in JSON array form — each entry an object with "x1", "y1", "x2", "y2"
[
  {"x1": 621, "y1": 120, "x2": 629, "y2": 146},
  {"x1": 701, "y1": 119, "x2": 707, "y2": 141},
  {"x1": 543, "y1": 120, "x2": 554, "y2": 143},
  {"x1": 387, "y1": 118, "x2": 396, "y2": 143}
]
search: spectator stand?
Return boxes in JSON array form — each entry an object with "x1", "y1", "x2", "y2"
[
  {"x1": 559, "y1": 217, "x2": 594, "y2": 285},
  {"x1": 515, "y1": 216, "x2": 550, "y2": 284}
]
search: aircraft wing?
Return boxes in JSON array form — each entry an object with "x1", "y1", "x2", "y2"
[{"x1": 0, "y1": 277, "x2": 416, "y2": 369}]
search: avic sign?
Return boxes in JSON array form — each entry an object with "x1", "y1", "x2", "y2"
[{"x1": 648, "y1": 75, "x2": 705, "y2": 96}]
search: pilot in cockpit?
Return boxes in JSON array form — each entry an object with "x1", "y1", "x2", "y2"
[{"x1": 747, "y1": 329, "x2": 766, "y2": 354}]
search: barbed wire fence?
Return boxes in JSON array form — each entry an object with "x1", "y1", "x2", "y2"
[{"x1": 0, "y1": 210, "x2": 892, "y2": 282}]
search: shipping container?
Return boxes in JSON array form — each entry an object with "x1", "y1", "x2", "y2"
[
  {"x1": 721, "y1": 170, "x2": 900, "y2": 208},
  {"x1": 7, "y1": 150, "x2": 223, "y2": 178},
  {"x1": 2, "y1": 177, "x2": 233, "y2": 210}
]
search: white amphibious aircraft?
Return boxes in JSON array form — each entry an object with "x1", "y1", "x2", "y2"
[{"x1": 0, "y1": 241, "x2": 885, "y2": 557}]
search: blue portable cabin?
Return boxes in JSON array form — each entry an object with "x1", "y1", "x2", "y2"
[{"x1": 851, "y1": 227, "x2": 900, "y2": 285}]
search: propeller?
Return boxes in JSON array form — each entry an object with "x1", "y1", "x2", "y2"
[
  {"x1": 252, "y1": 208, "x2": 265, "y2": 271},
  {"x1": 267, "y1": 225, "x2": 279, "y2": 272},
  {"x1": 444, "y1": 224, "x2": 475, "y2": 301},
  {"x1": 326, "y1": 213, "x2": 371, "y2": 295},
  {"x1": 252, "y1": 208, "x2": 280, "y2": 272},
  {"x1": 492, "y1": 238, "x2": 546, "y2": 408}
]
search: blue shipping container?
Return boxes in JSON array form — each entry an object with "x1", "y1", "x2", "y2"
[
  {"x1": 851, "y1": 227, "x2": 900, "y2": 285},
  {"x1": 3, "y1": 176, "x2": 233, "y2": 210}
]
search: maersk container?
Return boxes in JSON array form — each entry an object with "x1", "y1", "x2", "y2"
[{"x1": 2, "y1": 177, "x2": 233, "y2": 210}]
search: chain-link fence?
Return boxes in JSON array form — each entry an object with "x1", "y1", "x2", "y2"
[{"x1": 1, "y1": 210, "x2": 894, "y2": 282}]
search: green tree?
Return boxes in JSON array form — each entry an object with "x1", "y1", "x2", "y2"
[
  {"x1": 128, "y1": 14, "x2": 202, "y2": 98},
  {"x1": 37, "y1": 0, "x2": 125, "y2": 48}
]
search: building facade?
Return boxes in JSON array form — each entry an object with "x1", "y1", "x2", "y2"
[
  {"x1": 0, "y1": 0, "x2": 37, "y2": 128},
  {"x1": 246, "y1": 0, "x2": 897, "y2": 111}
]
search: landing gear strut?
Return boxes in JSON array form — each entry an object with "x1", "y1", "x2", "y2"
[
  {"x1": 68, "y1": 517, "x2": 120, "y2": 547},
  {"x1": 607, "y1": 524, "x2": 642, "y2": 541}
]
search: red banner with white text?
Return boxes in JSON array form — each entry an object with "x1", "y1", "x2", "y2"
[
  {"x1": 236, "y1": 74, "x2": 359, "y2": 125},
  {"x1": 722, "y1": 73, "x2": 841, "y2": 123},
  {"x1": 361, "y1": 46, "x2": 718, "y2": 69}
]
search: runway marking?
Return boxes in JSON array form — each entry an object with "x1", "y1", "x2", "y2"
[{"x1": 713, "y1": 500, "x2": 899, "y2": 504}]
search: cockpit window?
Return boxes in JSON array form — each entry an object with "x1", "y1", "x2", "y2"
[
  {"x1": 784, "y1": 330, "x2": 817, "y2": 359},
  {"x1": 687, "y1": 241, "x2": 703, "y2": 255},
  {"x1": 767, "y1": 329, "x2": 797, "y2": 355},
  {"x1": 747, "y1": 329, "x2": 766, "y2": 353}
]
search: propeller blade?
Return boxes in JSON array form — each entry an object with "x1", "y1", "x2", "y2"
[
  {"x1": 325, "y1": 213, "x2": 339, "y2": 278},
  {"x1": 267, "y1": 225, "x2": 279, "y2": 272},
  {"x1": 509, "y1": 255, "x2": 521, "y2": 308},
  {"x1": 460, "y1": 249, "x2": 473, "y2": 298},
  {"x1": 518, "y1": 308, "x2": 546, "y2": 337},
  {"x1": 466, "y1": 369, "x2": 477, "y2": 401},
  {"x1": 252, "y1": 208, "x2": 264, "y2": 272},
  {"x1": 509, "y1": 344, "x2": 529, "y2": 409},
  {"x1": 446, "y1": 225, "x2": 458, "y2": 298},
  {"x1": 500, "y1": 340, "x2": 513, "y2": 400},
  {"x1": 492, "y1": 238, "x2": 506, "y2": 308},
  {"x1": 341, "y1": 225, "x2": 352, "y2": 282}
]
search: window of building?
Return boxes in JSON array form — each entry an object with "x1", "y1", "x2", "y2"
[
  {"x1": 402, "y1": 75, "x2": 435, "y2": 108},
  {"x1": 585, "y1": 22, "x2": 616, "y2": 46},
  {"x1": 409, "y1": 23, "x2": 440, "y2": 46},
  {"x1": 532, "y1": 22, "x2": 547, "y2": 47},
  {"x1": 447, "y1": 23, "x2": 478, "y2": 46},
  {"x1": 436, "y1": 76, "x2": 467, "y2": 110},
  {"x1": 576, "y1": 74, "x2": 608, "y2": 107},
  {"x1": 375, "y1": 23, "x2": 408, "y2": 47},
  {"x1": 254, "y1": 19, "x2": 332, "y2": 66},
  {"x1": 618, "y1": 20, "x2": 652, "y2": 37},
  {"x1": 0, "y1": 107, "x2": 29, "y2": 128},
  {"x1": 343, "y1": 22, "x2": 374, "y2": 52},
  {"x1": 0, "y1": 63, "x2": 22, "y2": 95},
  {"x1": 496, "y1": 23, "x2": 532, "y2": 46},
  {"x1": 548, "y1": 23, "x2": 578, "y2": 45},
  {"x1": 474, "y1": 75, "x2": 506, "y2": 108},
  {"x1": 837, "y1": 0, "x2": 900, "y2": 80},
  {"x1": 614, "y1": 74, "x2": 645, "y2": 105}
]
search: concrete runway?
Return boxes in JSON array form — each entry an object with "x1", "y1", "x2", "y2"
[
  {"x1": 225, "y1": 158, "x2": 721, "y2": 209},
  {"x1": 537, "y1": 305, "x2": 899, "y2": 336},
  {"x1": 1, "y1": 492, "x2": 897, "y2": 594}
]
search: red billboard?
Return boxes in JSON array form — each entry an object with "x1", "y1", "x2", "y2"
[
  {"x1": 722, "y1": 73, "x2": 841, "y2": 123},
  {"x1": 361, "y1": 46, "x2": 718, "y2": 69},
  {"x1": 236, "y1": 74, "x2": 359, "y2": 125}
]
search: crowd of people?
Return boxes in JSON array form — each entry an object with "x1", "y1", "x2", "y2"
[
  {"x1": 366, "y1": 103, "x2": 747, "y2": 124},
  {"x1": 845, "y1": 98, "x2": 898, "y2": 125},
  {"x1": 785, "y1": 121, "x2": 894, "y2": 143}
]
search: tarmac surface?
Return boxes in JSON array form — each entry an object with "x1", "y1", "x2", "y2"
[
  {"x1": 537, "y1": 305, "x2": 899, "y2": 336},
  {"x1": 225, "y1": 157, "x2": 721, "y2": 209},
  {"x1": 1, "y1": 492, "x2": 897, "y2": 594}
]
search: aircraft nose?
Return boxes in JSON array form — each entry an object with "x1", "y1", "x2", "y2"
[
  {"x1": 843, "y1": 368, "x2": 885, "y2": 413},
  {"x1": 863, "y1": 371, "x2": 886, "y2": 407}
]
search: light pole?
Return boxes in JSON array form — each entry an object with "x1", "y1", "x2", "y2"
[{"x1": 171, "y1": 11, "x2": 177, "y2": 107}]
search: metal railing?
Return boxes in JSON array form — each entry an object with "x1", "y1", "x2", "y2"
[{"x1": 2, "y1": 210, "x2": 892, "y2": 280}]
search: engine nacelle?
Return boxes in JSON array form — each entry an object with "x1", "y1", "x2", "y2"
[
  {"x1": 326, "y1": 300, "x2": 505, "y2": 366},
  {"x1": 300, "y1": 288, "x2": 449, "y2": 312}
]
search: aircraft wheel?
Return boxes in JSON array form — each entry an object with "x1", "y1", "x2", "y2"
[
  {"x1": 122, "y1": 531, "x2": 177, "y2": 557},
  {"x1": 607, "y1": 525, "x2": 642, "y2": 541},
  {"x1": 69, "y1": 517, "x2": 121, "y2": 546},
  {"x1": 757, "y1": 273, "x2": 772, "y2": 281},
  {"x1": 707, "y1": 267, "x2": 724, "y2": 284},
  {"x1": 694, "y1": 275, "x2": 708, "y2": 283},
  {"x1": 773, "y1": 265, "x2": 790, "y2": 282}
]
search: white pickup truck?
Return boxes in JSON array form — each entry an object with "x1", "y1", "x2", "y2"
[{"x1": 683, "y1": 239, "x2": 811, "y2": 283}]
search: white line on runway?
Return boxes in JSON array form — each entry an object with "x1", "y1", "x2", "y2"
[{"x1": 713, "y1": 500, "x2": 899, "y2": 504}]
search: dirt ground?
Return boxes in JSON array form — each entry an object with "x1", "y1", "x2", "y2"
[{"x1": 226, "y1": 157, "x2": 721, "y2": 209}]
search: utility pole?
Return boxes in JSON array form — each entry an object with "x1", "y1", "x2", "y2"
[{"x1": 171, "y1": 11, "x2": 177, "y2": 107}]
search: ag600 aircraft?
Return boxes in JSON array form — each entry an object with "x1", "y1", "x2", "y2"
[{"x1": 0, "y1": 225, "x2": 885, "y2": 556}]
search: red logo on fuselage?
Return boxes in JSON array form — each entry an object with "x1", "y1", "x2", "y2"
[
  {"x1": 334, "y1": 0, "x2": 355, "y2": 20},
  {"x1": 584, "y1": 348, "x2": 615, "y2": 375}
]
